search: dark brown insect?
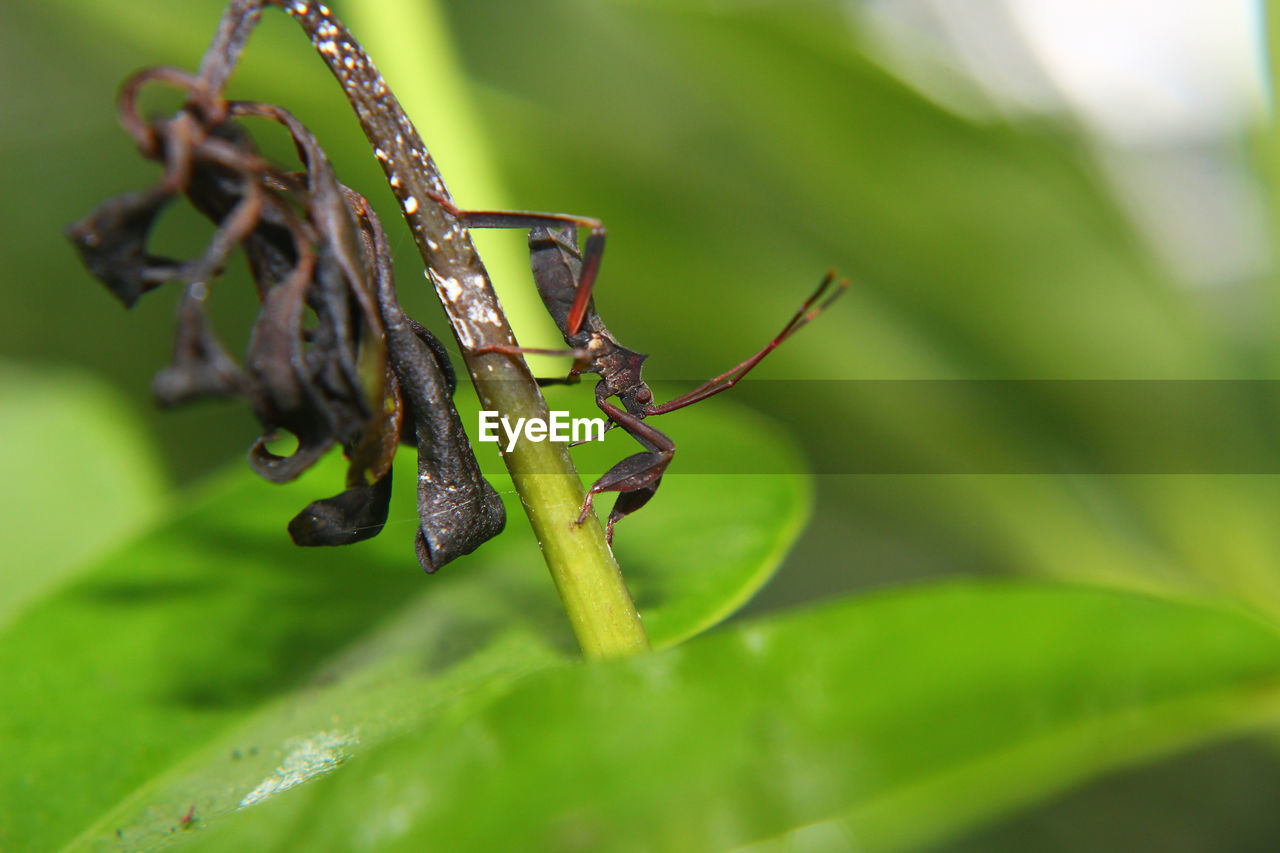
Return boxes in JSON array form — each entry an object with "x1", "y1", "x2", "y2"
[{"x1": 472, "y1": 221, "x2": 846, "y2": 541}]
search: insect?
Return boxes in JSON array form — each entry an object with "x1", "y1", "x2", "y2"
[
  {"x1": 468, "y1": 220, "x2": 847, "y2": 541},
  {"x1": 189, "y1": 0, "x2": 848, "y2": 544},
  {"x1": 319, "y1": 196, "x2": 845, "y2": 543},
  {"x1": 329, "y1": 185, "x2": 845, "y2": 542}
]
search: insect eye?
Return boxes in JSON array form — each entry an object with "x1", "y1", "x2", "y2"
[{"x1": 636, "y1": 387, "x2": 652, "y2": 404}]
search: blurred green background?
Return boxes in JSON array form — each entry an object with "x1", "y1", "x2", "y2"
[{"x1": 4, "y1": 0, "x2": 1280, "y2": 848}]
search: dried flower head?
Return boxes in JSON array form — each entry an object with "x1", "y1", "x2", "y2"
[{"x1": 66, "y1": 67, "x2": 503, "y2": 572}]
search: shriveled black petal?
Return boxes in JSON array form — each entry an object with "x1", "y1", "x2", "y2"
[
  {"x1": 248, "y1": 431, "x2": 334, "y2": 483},
  {"x1": 362, "y1": 211, "x2": 505, "y2": 572},
  {"x1": 396, "y1": 316, "x2": 456, "y2": 444},
  {"x1": 288, "y1": 469, "x2": 393, "y2": 546},
  {"x1": 344, "y1": 364, "x2": 402, "y2": 487},
  {"x1": 302, "y1": 243, "x2": 369, "y2": 440},
  {"x1": 245, "y1": 266, "x2": 338, "y2": 483},
  {"x1": 152, "y1": 281, "x2": 245, "y2": 405},
  {"x1": 185, "y1": 157, "x2": 299, "y2": 296},
  {"x1": 405, "y1": 364, "x2": 507, "y2": 573},
  {"x1": 412, "y1": 471, "x2": 506, "y2": 573},
  {"x1": 65, "y1": 187, "x2": 184, "y2": 307},
  {"x1": 407, "y1": 315, "x2": 456, "y2": 397},
  {"x1": 267, "y1": 105, "x2": 380, "y2": 444}
]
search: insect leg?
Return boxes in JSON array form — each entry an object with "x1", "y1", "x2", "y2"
[
  {"x1": 575, "y1": 393, "x2": 675, "y2": 543},
  {"x1": 453, "y1": 209, "x2": 606, "y2": 336}
]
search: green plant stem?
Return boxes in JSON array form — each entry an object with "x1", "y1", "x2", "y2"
[
  {"x1": 346, "y1": 0, "x2": 649, "y2": 659},
  {"x1": 447, "y1": 279, "x2": 649, "y2": 659},
  {"x1": 449, "y1": 298, "x2": 650, "y2": 660}
]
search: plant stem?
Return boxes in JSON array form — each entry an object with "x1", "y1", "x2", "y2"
[
  {"x1": 197, "y1": 0, "x2": 648, "y2": 658},
  {"x1": 345, "y1": 0, "x2": 647, "y2": 659},
  {"x1": 315, "y1": 0, "x2": 649, "y2": 658}
]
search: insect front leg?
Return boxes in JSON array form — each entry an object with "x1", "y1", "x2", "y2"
[
  {"x1": 400, "y1": 193, "x2": 607, "y2": 338},
  {"x1": 456, "y1": 210, "x2": 605, "y2": 337},
  {"x1": 467, "y1": 342, "x2": 592, "y2": 387}
]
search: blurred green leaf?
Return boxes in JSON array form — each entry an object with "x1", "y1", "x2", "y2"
[
  {"x1": 436, "y1": 0, "x2": 1280, "y2": 618},
  {"x1": 9, "y1": 0, "x2": 1280, "y2": 849},
  {"x1": 172, "y1": 583, "x2": 1280, "y2": 852},
  {"x1": 0, "y1": 393, "x2": 807, "y2": 852},
  {"x1": 0, "y1": 362, "x2": 167, "y2": 629}
]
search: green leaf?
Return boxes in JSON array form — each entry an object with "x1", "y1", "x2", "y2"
[
  {"x1": 0, "y1": 392, "x2": 807, "y2": 853},
  {"x1": 0, "y1": 362, "x2": 167, "y2": 629},
  {"x1": 175, "y1": 583, "x2": 1280, "y2": 853}
]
